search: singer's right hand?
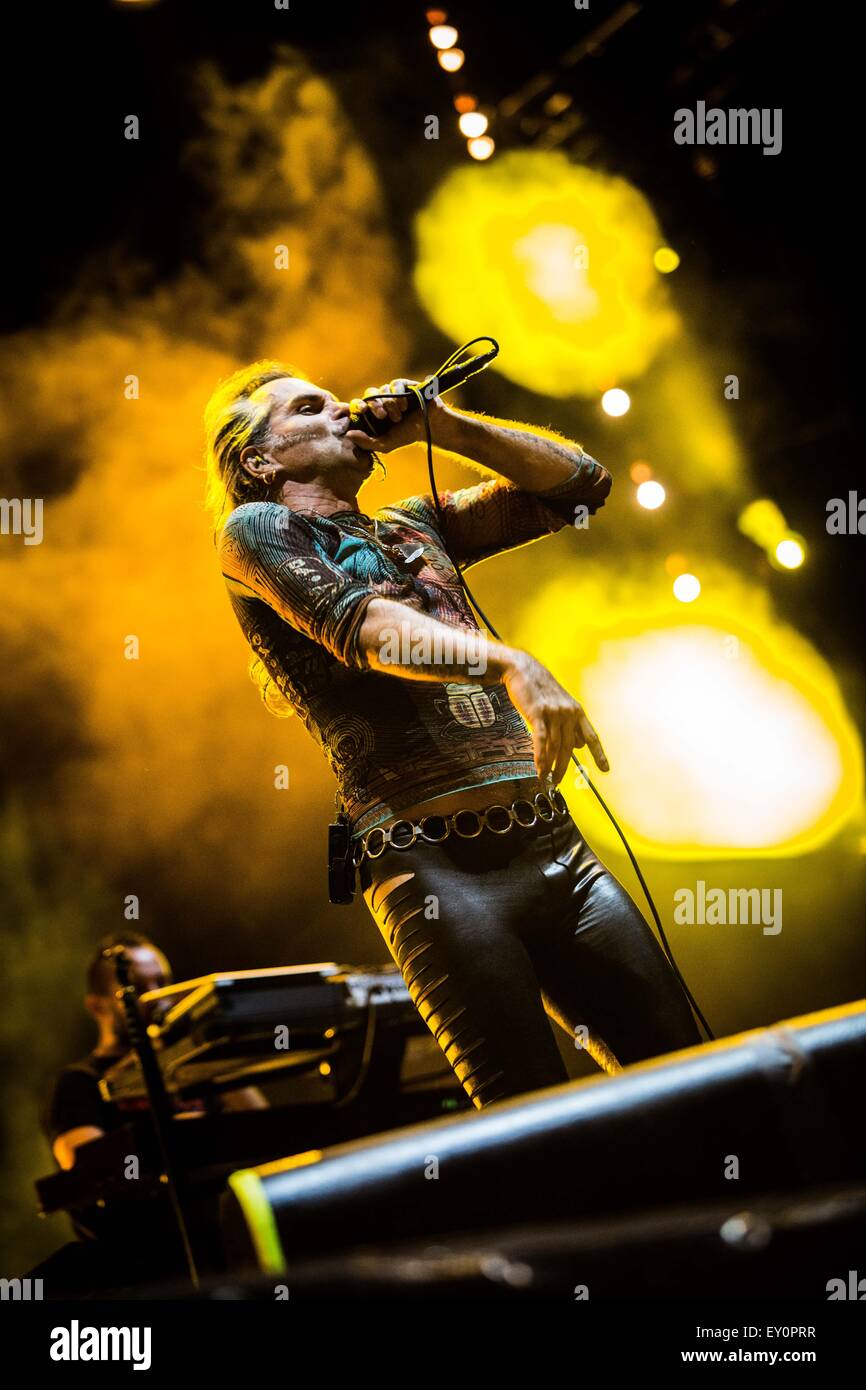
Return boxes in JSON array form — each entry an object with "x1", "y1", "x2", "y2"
[
  {"x1": 503, "y1": 651, "x2": 609, "y2": 782},
  {"x1": 345, "y1": 377, "x2": 447, "y2": 452}
]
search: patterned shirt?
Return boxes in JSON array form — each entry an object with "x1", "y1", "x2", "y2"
[{"x1": 218, "y1": 452, "x2": 611, "y2": 836}]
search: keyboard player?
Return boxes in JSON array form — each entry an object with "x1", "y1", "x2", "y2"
[{"x1": 33, "y1": 932, "x2": 264, "y2": 1295}]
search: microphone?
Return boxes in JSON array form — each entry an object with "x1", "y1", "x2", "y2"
[{"x1": 347, "y1": 337, "x2": 499, "y2": 437}]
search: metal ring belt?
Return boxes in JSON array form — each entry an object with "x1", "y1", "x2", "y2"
[{"x1": 352, "y1": 788, "x2": 570, "y2": 866}]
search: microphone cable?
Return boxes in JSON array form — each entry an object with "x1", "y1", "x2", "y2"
[{"x1": 365, "y1": 340, "x2": 715, "y2": 1043}]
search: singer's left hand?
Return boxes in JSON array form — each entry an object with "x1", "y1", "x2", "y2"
[{"x1": 345, "y1": 378, "x2": 448, "y2": 453}]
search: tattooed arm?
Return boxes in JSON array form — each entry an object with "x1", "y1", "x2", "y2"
[
  {"x1": 346, "y1": 377, "x2": 608, "y2": 493},
  {"x1": 432, "y1": 405, "x2": 601, "y2": 494}
]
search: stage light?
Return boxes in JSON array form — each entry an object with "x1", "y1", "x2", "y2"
[
  {"x1": 413, "y1": 150, "x2": 678, "y2": 398},
  {"x1": 578, "y1": 621, "x2": 859, "y2": 857},
  {"x1": 458, "y1": 111, "x2": 488, "y2": 138},
  {"x1": 664, "y1": 553, "x2": 688, "y2": 577},
  {"x1": 454, "y1": 94, "x2": 477, "y2": 113},
  {"x1": 775, "y1": 537, "x2": 806, "y2": 570},
  {"x1": 518, "y1": 568, "x2": 863, "y2": 859},
  {"x1": 426, "y1": 8, "x2": 448, "y2": 22},
  {"x1": 673, "y1": 573, "x2": 701, "y2": 603},
  {"x1": 738, "y1": 497, "x2": 786, "y2": 548},
  {"x1": 739, "y1": 499, "x2": 806, "y2": 571},
  {"x1": 468, "y1": 136, "x2": 495, "y2": 161},
  {"x1": 637, "y1": 480, "x2": 666, "y2": 510},
  {"x1": 654, "y1": 246, "x2": 680, "y2": 273},
  {"x1": 630, "y1": 460, "x2": 652, "y2": 483},
  {"x1": 439, "y1": 48, "x2": 465, "y2": 72},
  {"x1": 545, "y1": 93, "x2": 573, "y2": 116},
  {"x1": 430, "y1": 24, "x2": 458, "y2": 48},
  {"x1": 601, "y1": 388, "x2": 630, "y2": 417}
]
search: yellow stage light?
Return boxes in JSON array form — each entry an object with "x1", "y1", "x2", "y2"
[
  {"x1": 738, "y1": 497, "x2": 787, "y2": 549},
  {"x1": 454, "y1": 93, "x2": 477, "y2": 113},
  {"x1": 545, "y1": 93, "x2": 573, "y2": 117},
  {"x1": 673, "y1": 573, "x2": 701, "y2": 603},
  {"x1": 430, "y1": 24, "x2": 458, "y2": 48},
  {"x1": 581, "y1": 623, "x2": 857, "y2": 855},
  {"x1": 740, "y1": 500, "x2": 806, "y2": 571},
  {"x1": 775, "y1": 537, "x2": 806, "y2": 570},
  {"x1": 654, "y1": 246, "x2": 680, "y2": 273},
  {"x1": 602, "y1": 387, "x2": 630, "y2": 417},
  {"x1": 439, "y1": 48, "x2": 465, "y2": 72},
  {"x1": 413, "y1": 150, "x2": 679, "y2": 398},
  {"x1": 517, "y1": 570, "x2": 863, "y2": 859},
  {"x1": 637, "y1": 479, "x2": 666, "y2": 510},
  {"x1": 468, "y1": 136, "x2": 495, "y2": 161},
  {"x1": 458, "y1": 111, "x2": 488, "y2": 138},
  {"x1": 630, "y1": 460, "x2": 652, "y2": 483}
]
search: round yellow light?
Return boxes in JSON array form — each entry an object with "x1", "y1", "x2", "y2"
[
  {"x1": 458, "y1": 111, "x2": 488, "y2": 138},
  {"x1": 601, "y1": 387, "x2": 630, "y2": 417},
  {"x1": 413, "y1": 150, "x2": 679, "y2": 399},
  {"x1": 438, "y1": 48, "x2": 465, "y2": 72},
  {"x1": 468, "y1": 136, "x2": 495, "y2": 161},
  {"x1": 654, "y1": 246, "x2": 680, "y2": 273},
  {"x1": 775, "y1": 537, "x2": 805, "y2": 570},
  {"x1": 637, "y1": 480, "x2": 666, "y2": 510},
  {"x1": 430, "y1": 24, "x2": 458, "y2": 48},
  {"x1": 673, "y1": 573, "x2": 701, "y2": 603}
]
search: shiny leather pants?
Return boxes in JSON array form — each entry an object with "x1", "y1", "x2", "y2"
[{"x1": 359, "y1": 810, "x2": 703, "y2": 1109}]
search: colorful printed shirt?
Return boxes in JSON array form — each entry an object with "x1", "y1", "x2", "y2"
[{"x1": 218, "y1": 453, "x2": 611, "y2": 836}]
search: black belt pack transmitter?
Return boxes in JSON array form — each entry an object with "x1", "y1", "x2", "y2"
[{"x1": 328, "y1": 810, "x2": 356, "y2": 904}]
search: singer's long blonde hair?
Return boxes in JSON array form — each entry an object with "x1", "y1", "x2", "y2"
[
  {"x1": 203, "y1": 360, "x2": 304, "y2": 719},
  {"x1": 202, "y1": 359, "x2": 304, "y2": 537}
]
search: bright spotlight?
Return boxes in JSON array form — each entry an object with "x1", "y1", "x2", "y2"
[
  {"x1": 775, "y1": 537, "x2": 806, "y2": 570},
  {"x1": 601, "y1": 388, "x2": 630, "y2": 417},
  {"x1": 413, "y1": 150, "x2": 679, "y2": 399},
  {"x1": 654, "y1": 246, "x2": 680, "y2": 273},
  {"x1": 458, "y1": 111, "x2": 488, "y2": 138},
  {"x1": 468, "y1": 136, "x2": 495, "y2": 161},
  {"x1": 673, "y1": 573, "x2": 701, "y2": 603},
  {"x1": 438, "y1": 48, "x2": 465, "y2": 71},
  {"x1": 572, "y1": 621, "x2": 861, "y2": 858},
  {"x1": 637, "y1": 480, "x2": 666, "y2": 510},
  {"x1": 430, "y1": 24, "x2": 458, "y2": 48}
]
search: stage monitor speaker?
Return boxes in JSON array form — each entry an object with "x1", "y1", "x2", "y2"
[{"x1": 220, "y1": 1000, "x2": 866, "y2": 1275}]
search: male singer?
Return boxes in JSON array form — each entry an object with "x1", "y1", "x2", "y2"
[{"x1": 206, "y1": 361, "x2": 702, "y2": 1108}]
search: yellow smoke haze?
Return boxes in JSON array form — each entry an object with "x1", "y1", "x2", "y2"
[{"x1": 0, "y1": 53, "x2": 411, "y2": 914}]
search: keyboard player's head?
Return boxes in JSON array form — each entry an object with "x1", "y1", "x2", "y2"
[
  {"x1": 44, "y1": 933, "x2": 173, "y2": 1176},
  {"x1": 85, "y1": 931, "x2": 173, "y2": 1052}
]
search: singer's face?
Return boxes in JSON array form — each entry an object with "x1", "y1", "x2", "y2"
[{"x1": 256, "y1": 376, "x2": 375, "y2": 479}]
